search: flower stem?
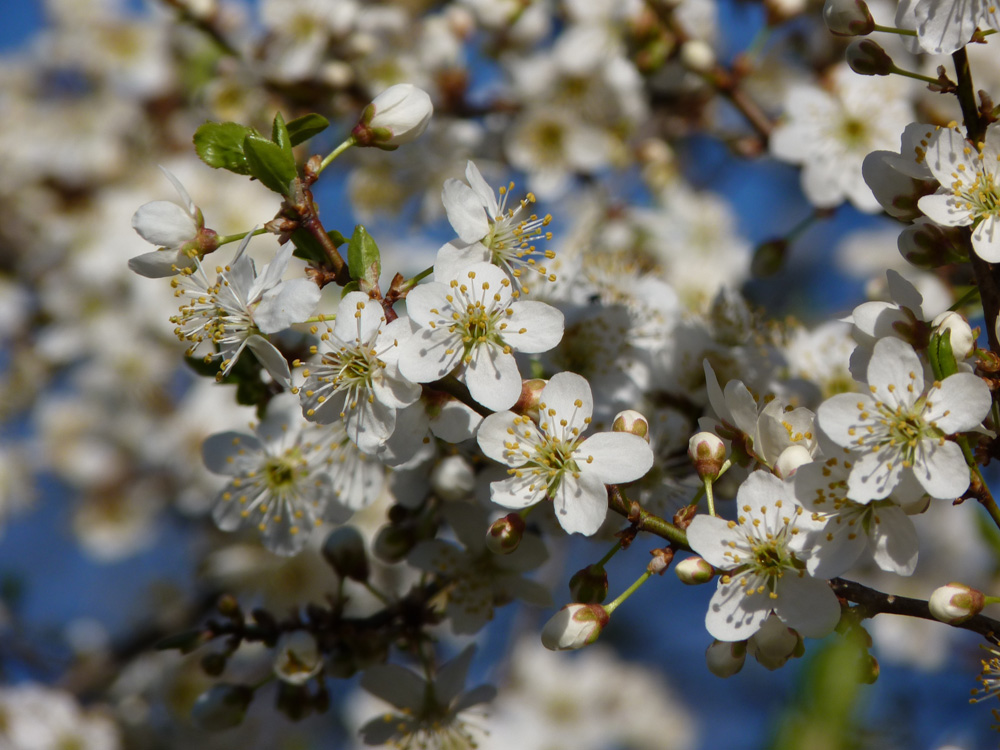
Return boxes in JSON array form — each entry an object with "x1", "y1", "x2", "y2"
[
  {"x1": 888, "y1": 66, "x2": 945, "y2": 86},
  {"x1": 605, "y1": 571, "x2": 652, "y2": 615},
  {"x1": 215, "y1": 227, "x2": 268, "y2": 246},
  {"x1": 317, "y1": 137, "x2": 356, "y2": 176},
  {"x1": 872, "y1": 24, "x2": 917, "y2": 36},
  {"x1": 596, "y1": 540, "x2": 623, "y2": 569},
  {"x1": 704, "y1": 476, "x2": 716, "y2": 517}
]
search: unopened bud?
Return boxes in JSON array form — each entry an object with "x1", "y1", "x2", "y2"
[
  {"x1": 430, "y1": 455, "x2": 475, "y2": 501},
  {"x1": 352, "y1": 84, "x2": 433, "y2": 149},
  {"x1": 569, "y1": 564, "x2": 609, "y2": 603},
  {"x1": 322, "y1": 526, "x2": 370, "y2": 582},
  {"x1": 846, "y1": 38, "x2": 893, "y2": 76},
  {"x1": 823, "y1": 0, "x2": 875, "y2": 35},
  {"x1": 541, "y1": 604, "x2": 609, "y2": 651},
  {"x1": 191, "y1": 684, "x2": 254, "y2": 730},
  {"x1": 675, "y1": 556, "x2": 715, "y2": 585},
  {"x1": 512, "y1": 378, "x2": 546, "y2": 418},
  {"x1": 929, "y1": 582, "x2": 985, "y2": 624},
  {"x1": 688, "y1": 432, "x2": 727, "y2": 480},
  {"x1": 706, "y1": 639, "x2": 746, "y2": 678},
  {"x1": 486, "y1": 513, "x2": 526, "y2": 555},
  {"x1": 751, "y1": 239, "x2": 788, "y2": 277},
  {"x1": 612, "y1": 410, "x2": 650, "y2": 442},
  {"x1": 679, "y1": 40, "x2": 716, "y2": 72},
  {"x1": 774, "y1": 445, "x2": 813, "y2": 479},
  {"x1": 932, "y1": 311, "x2": 974, "y2": 360},
  {"x1": 273, "y1": 631, "x2": 323, "y2": 686},
  {"x1": 749, "y1": 615, "x2": 803, "y2": 670}
]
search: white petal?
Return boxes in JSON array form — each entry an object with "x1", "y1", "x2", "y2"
[
  {"x1": 866, "y1": 337, "x2": 922, "y2": 407},
  {"x1": 433, "y1": 240, "x2": 489, "y2": 281},
  {"x1": 773, "y1": 574, "x2": 841, "y2": 639},
  {"x1": 490, "y1": 473, "x2": 546, "y2": 509},
  {"x1": 246, "y1": 335, "x2": 292, "y2": 387},
  {"x1": 574, "y1": 433, "x2": 653, "y2": 485},
  {"x1": 704, "y1": 577, "x2": 770, "y2": 642},
  {"x1": 398, "y1": 328, "x2": 463, "y2": 383},
  {"x1": 131, "y1": 200, "x2": 198, "y2": 247},
  {"x1": 477, "y1": 411, "x2": 522, "y2": 465},
  {"x1": 442, "y1": 179, "x2": 489, "y2": 243},
  {"x1": 924, "y1": 372, "x2": 991, "y2": 433},
  {"x1": 127, "y1": 249, "x2": 193, "y2": 278},
  {"x1": 552, "y1": 470, "x2": 608, "y2": 536},
  {"x1": 817, "y1": 392, "x2": 873, "y2": 448},
  {"x1": 687, "y1": 514, "x2": 753, "y2": 569},
  {"x1": 972, "y1": 214, "x2": 1000, "y2": 261},
  {"x1": 255, "y1": 279, "x2": 321, "y2": 333},
  {"x1": 465, "y1": 346, "x2": 522, "y2": 412},
  {"x1": 538, "y1": 372, "x2": 593, "y2": 440},
  {"x1": 910, "y1": 439, "x2": 970, "y2": 499},
  {"x1": 202, "y1": 431, "x2": 263, "y2": 475},
  {"x1": 847, "y1": 449, "x2": 901, "y2": 502},
  {"x1": 918, "y1": 191, "x2": 972, "y2": 227},
  {"x1": 464, "y1": 161, "x2": 498, "y2": 216},
  {"x1": 870, "y1": 505, "x2": 918, "y2": 575},
  {"x1": 502, "y1": 302, "x2": 564, "y2": 353}
]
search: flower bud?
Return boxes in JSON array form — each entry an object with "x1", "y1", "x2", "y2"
[
  {"x1": 679, "y1": 40, "x2": 716, "y2": 72},
  {"x1": 322, "y1": 526, "x2": 370, "y2": 582},
  {"x1": 774, "y1": 445, "x2": 813, "y2": 479},
  {"x1": 751, "y1": 239, "x2": 788, "y2": 277},
  {"x1": 846, "y1": 38, "x2": 893, "y2": 76},
  {"x1": 430, "y1": 455, "x2": 475, "y2": 501},
  {"x1": 675, "y1": 556, "x2": 715, "y2": 585},
  {"x1": 929, "y1": 582, "x2": 985, "y2": 625},
  {"x1": 569, "y1": 564, "x2": 609, "y2": 604},
  {"x1": 485, "y1": 512, "x2": 526, "y2": 555},
  {"x1": 822, "y1": 0, "x2": 875, "y2": 36},
  {"x1": 191, "y1": 684, "x2": 254, "y2": 730},
  {"x1": 512, "y1": 378, "x2": 547, "y2": 418},
  {"x1": 688, "y1": 432, "x2": 727, "y2": 480},
  {"x1": 648, "y1": 547, "x2": 675, "y2": 576},
  {"x1": 932, "y1": 311, "x2": 975, "y2": 360},
  {"x1": 352, "y1": 84, "x2": 433, "y2": 149},
  {"x1": 612, "y1": 410, "x2": 650, "y2": 442},
  {"x1": 541, "y1": 604, "x2": 609, "y2": 651},
  {"x1": 706, "y1": 639, "x2": 746, "y2": 678},
  {"x1": 273, "y1": 631, "x2": 323, "y2": 685},
  {"x1": 749, "y1": 615, "x2": 803, "y2": 670}
]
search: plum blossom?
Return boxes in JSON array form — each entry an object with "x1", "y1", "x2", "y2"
[
  {"x1": 299, "y1": 291, "x2": 421, "y2": 453},
  {"x1": 686, "y1": 471, "x2": 841, "y2": 641},
  {"x1": 477, "y1": 372, "x2": 654, "y2": 535},
  {"x1": 170, "y1": 235, "x2": 321, "y2": 387},
  {"x1": 202, "y1": 393, "x2": 351, "y2": 556},
  {"x1": 918, "y1": 123, "x2": 1000, "y2": 262},
  {"x1": 399, "y1": 261, "x2": 565, "y2": 411},
  {"x1": 130, "y1": 166, "x2": 213, "y2": 278},
  {"x1": 437, "y1": 160, "x2": 556, "y2": 294},
  {"x1": 912, "y1": 0, "x2": 1000, "y2": 54},
  {"x1": 816, "y1": 336, "x2": 991, "y2": 504}
]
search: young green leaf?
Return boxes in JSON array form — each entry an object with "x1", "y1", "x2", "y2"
[
  {"x1": 347, "y1": 224, "x2": 382, "y2": 291},
  {"x1": 286, "y1": 113, "x2": 330, "y2": 146},
  {"x1": 193, "y1": 121, "x2": 258, "y2": 174},
  {"x1": 243, "y1": 135, "x2": 297, "y2": 196},
  {"x1": 272, "y1": 112, "x2": 294, "y2": 161}
]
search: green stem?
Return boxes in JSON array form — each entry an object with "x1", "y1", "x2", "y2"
[
  {"x1": 704, "y1": 476, "x2": 716, "y2": 517},
  {"x1": 889, "y1": 65, "x2": 946, "y2": 86},
  {"x1": 596, "y1": 541, "x2": 623, "y2": 569},
  {"x1": 400, "y1": 265, "x2": 434, "y2": 292},
  {"x1": 317, "y1": 137, "x2": 356, "y2": 176},
  {"x1": 605, "y1": 571, "x2": 652, "y2": 615},
  {"x1": 215, "y1": 227, "x2": 268, "y2": 246},
  {"x1": 872, "y1": 23, "x2": 917, "y2": 36}
]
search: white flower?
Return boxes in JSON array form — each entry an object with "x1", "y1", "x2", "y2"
[
  {"x1": 816, "y1": 336, "x2": 991, "y2": 504},
  {"x1": 913, "y1": 0, "x2": 1000, "y2": 54},
  {"x1": 769, "y1": 64, "x2": 913, "y2": 213},
  {"x1": 477, "y1": 372, "x2": 654, "y2": 535},
  {"x1": 202, "y1": 393, "x2": 351, "y2": 556},
  {"x1": 358, "y1": 646, "x2": 495, "y2": 748},
  {"x1": 299, "y1": 292, "x2": 421, "y2": 453},
  {"x1": 918, "y1": 123, "x2": 1000, "y2": 262},
  {"x1": 130, "y1": 167, "x2": 210, "y2": 278},
  {"x1": 437, "y1": 160, "x2": 556, "y2": 294},
  {"x1": 793, "y1": 452, "x2": 919, "y2": 576},
  {"x1": 686, "y1": 471, "x2": 841, "y2": 641},
  {"x1": 399, "y1": 261, "x2": 564, "y2": 411},
  {"x1": 170, "y1": 235, "x2": 320, "y2": 386},
  {"x1": 353, "y1": 83, "x2": 433, "y2": 148}
]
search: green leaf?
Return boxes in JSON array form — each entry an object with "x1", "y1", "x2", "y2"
[
  {"x1": 193, "y1": 121, "x2": 258, "y2": 174},
  {"x1": 929, "y1": 331, "x2": 958, "y2": 380},
  {"x1": 287, "y1": 113, "x2": 330, "y2": 146},
  {"x1": 272, "y1": 111, "x2": 294, "y2": 161},
  {"x1": 328, "y1": 230, "x2": 347, "y2": 248},
  {"x1": 243, "y1": 134, "x2": 297, "y2": 196},
  {"x1": 347, "y1": 225, "x2": 382, "y2": 292}
]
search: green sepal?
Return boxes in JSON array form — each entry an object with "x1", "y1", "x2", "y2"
[
  {"x1": 286, "y1": 113, "x2": 330, "y2": 146},
  {"x1": 271, "y1": 111, "x2": 294, "y2": 162},
  {"x1": 928, "y1": 331, "x2": 958, "y2": 380},
  {"x1": 347, "y1": 224, "x2": 382, "y2": 291},
  {"x1": 289, "y1": 227, "x2": 331, "y2": 266},
  {"x1": 193, "y1": 121, "x2": 259, "y2": 174},
  {"x1": 243, "y1": 134, "x2": 297, "y2": 196}
]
